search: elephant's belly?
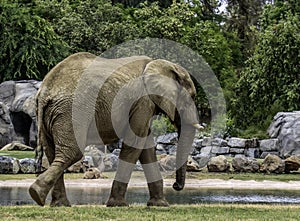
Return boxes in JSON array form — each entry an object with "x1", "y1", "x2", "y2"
[{"x1": 86, "y1": 117, "x2": 119, "y2": 146}]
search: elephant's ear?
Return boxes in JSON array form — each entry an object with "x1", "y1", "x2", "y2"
[{"x1": 142, "y1": 59, "x2": 195, "y2": 122}]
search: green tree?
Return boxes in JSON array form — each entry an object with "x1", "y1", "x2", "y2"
[
  {"x1": 0, "y1": 1, "x2": 69, "y2": 82},
  {"x1": 111, "y1": 0, "x2": 176, "y2": 8},
  {"x1": 225, "y1": 0, "x2": 267, "y2": 60},
  {"x1": 233, "y1": 2, "x2": 300, "y2": 130}
]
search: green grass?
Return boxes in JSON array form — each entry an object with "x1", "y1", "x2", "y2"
[
  {"x1": 0, "y1": 204, "x2": 300, "y2": 220},
  {"x1": 0, "y1": 150, "x2": 35, "y2": 159}
]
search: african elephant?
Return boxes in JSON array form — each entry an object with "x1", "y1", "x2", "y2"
[{"x1": 29, "y1": 52, "x2": 201, "y2": 207}]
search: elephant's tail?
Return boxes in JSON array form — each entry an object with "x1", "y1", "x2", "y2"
[{"x1": 34, "y1": 90, "x2": 44, "y2": 175}]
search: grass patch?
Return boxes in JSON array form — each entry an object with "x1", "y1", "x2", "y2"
[
  {"x1": 0, "y1": 150, "x2": 35, "y2": 159},
  {"x1": 0, "y1": 204, "x2": 300, "y2": 220}
]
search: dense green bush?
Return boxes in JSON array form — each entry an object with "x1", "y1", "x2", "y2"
[
  {"x1": 233, "y1": 3, "x2": 300, "y2": 130},
  {"x1": 0, "y1": 0, "x2": 69, "y2": 81}
]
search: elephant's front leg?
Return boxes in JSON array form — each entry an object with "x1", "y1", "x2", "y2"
[
  {"x1": 140, "y1": 147, "x2": 169, "y2": 207},
  {"x1": 106, "y1": 144, "x2": 142, "y2": 207}
]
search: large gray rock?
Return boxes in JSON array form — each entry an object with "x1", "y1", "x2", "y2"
[
  {"x1": 259, "y1": 139, "x2": 280, "y2": 152},
  {"x1": 0, "y1": 156, "x2": 20, "y2": 174},
  {"x1": 228, "y1": 137, "x2": 259, "y2": 149},
  {"x1": 193, "y1": 154, "x2": 210, "y2": 168},
  {"x1": 227, "y1": 137, "x2": 248, "y2": 148},
  {"x1": 156, "y1": 132, "x2": 178, "y2": 144},
  {"x1": 0, "y1": 80, "x2": 40, "y2": 148},
  {"x1": 268, "y1": 111, "x2": 300, "y2": 158},
  {"x1": 0, "y1": 102, "x2": 15, "y2": 147},
  {"x1": 84, "y1": 145, "x2": 105, "y2": 172},
  {"x1": 19, "y1": 158, "x2": 36, "y2": 173},
  {"x1": 0, "y1": 81, "x2": 15, "y2": 107},
  {"x1": 103, "y1": 153, "x2": 119, "y2": 171}
]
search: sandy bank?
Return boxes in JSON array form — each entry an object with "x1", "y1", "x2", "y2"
[{"x1": 1, "y1": 178, "x2": 300, "y2": 190}]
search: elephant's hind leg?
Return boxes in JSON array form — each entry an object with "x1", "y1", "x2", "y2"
[
  {"x1": 50, "y1": 174, "x2": 71, "y2": 207},
  {"x1": 29, "y1": 121, "x2": 83, "y2": 206}
]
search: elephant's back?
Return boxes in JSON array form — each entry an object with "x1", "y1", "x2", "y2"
[{"x1": 40, "y1": 52, "x2": 97, "y2": 98}]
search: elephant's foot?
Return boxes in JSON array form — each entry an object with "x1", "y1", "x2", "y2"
[
  {"x1": 147, "y1": 198, "x2": 169, "y2": 207},
  {"x1": 147, "y1": 180, "x2": 169, "y2": 207},
  {"x1": 106, "y1": 198, "x2": 129, "y2": 207},
  {"x1": 106, "y1": 180, "x2": 129, "y2": 207},
  {"x1": 29, "y1": 181, "x2": 49, "y2": 206},
  {"x1": 50, "y1": 198, "x2": 71, "y2": 207}
]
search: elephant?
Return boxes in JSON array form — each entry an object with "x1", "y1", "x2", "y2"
[{"x1": 29, "y1": 52, "x2": 202, "y2": 207}]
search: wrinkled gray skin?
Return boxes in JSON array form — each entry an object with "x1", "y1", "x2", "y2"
[{"x1": 29, "y1": 52, "x2": 200, "y2": 207}]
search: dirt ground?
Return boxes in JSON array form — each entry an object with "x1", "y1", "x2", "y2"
[{"x1": 2, "y1": 178, "x2": 300, "y2": 190}]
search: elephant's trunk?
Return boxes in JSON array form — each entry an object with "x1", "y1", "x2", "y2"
[
  {"x1": 172, "y1": 125, "x2": 196, "y2": 191},
  {"x1": 173, "y1": 162, "x2": 187, "y2": 191}
]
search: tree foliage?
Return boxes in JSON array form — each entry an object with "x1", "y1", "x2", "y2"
[
  {"x1": 1, "y1": 0, "x2": 299, "y2": 136},
  {"x1": 0, "y1": 0, "x2": 69, "y2": 82},
  {"x1": 233, "y1": 1, "x2": 300, "y2": 129}
]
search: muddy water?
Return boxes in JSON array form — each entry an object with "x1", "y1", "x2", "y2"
[{"x1": 2, "y1": 186, "x2": 300, "y2": 206}]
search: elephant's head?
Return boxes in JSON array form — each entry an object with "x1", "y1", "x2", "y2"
[{"x1": 142, "y1": 59, "x2": 202, "y2": 191}]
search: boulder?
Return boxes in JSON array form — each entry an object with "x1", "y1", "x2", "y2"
[
  {"x1": 10, "y1": 81, "x2": 40, "y2": 147},
  {"x1": 156, "y1": 132, "x2": 178, "y2": 144},
  {"x1": 0, "y1": 102, "x2": 15, "y2": 147},
  {"x1": 259, "y1": 139, "x2": 280, "y2": 152},
  {"x1": 229, "y1": 148, "x2": 245, "y2": 154},
  {"x1": 0, "y1": 156, "x2": 20, "y2": 174},
  {"x1": 228, "y1": 137, "x2": 259, "y2": 149},
  {"x1": 83, "y1": 167, "x2": 102, "y2": 179},
  {"x1": 207, "y1": 155, "x2": 230, "y2": 172},
  {"x1": 106, "y1": 140, "x2": 122, "y2": 153},
  {"x1": 158, "y1": 154, "x2": 176, "y2": 171},
  {"x1": 268, "y1": 111, "x2": 300, "y2": 158},
  {"x1": 201, "y1": 137, "x2": 227, "y2": 147},
  {"x1": 186, "y1": 156, "x2": 200, "y2": 172},
  {"x1": 260, "y1": 151, "x2": 279, "y2": 159},
  {"x1": 227, "y1": 138, "x2": 247, "y2": 148},
  {"x1": 211, "y1": 146, "x2": 230, "y2": 155},
  {"x1": 193, "y1": 138, "x2": 203, "y2": 149},
  {"x1": 19, "y1": 158, "x2": 36, "y2": 173},
  {"x1": 0, "y1": 81, "x2": 15, "y2": 107},
  {"x1": 67, "y1": 158, "x2": 84, "y2": 173},
  {"x1": 200, "y1": 146, "x2": 213, "y2": 156},
  {"x1": 232, "y1": 156, "x2": 260, "y2": 173},
  {"x1": 103, "y1": 153, "x2": 119, "y2": 171},
  {"x1": 0, "y1": 80, "x2": 41, "y2": 148},
  {"x1": 193, "y1": 154, "x2": 210, "y2": 168},
  {"x1": 284, "y1": 156, "x2": 300, "y2": 173},
  {"x1": 84, "y1": 145, "x2": 105, "y2": 172},
  {"x1": 260, "y1": 154, "x2": 285, "y2": 174},
  {"x1": 245, "y1": 148, "x2": 260, "y2": 158},
  {"x1": 156, "y1": 144, "x2": 167, "y2": 155}
]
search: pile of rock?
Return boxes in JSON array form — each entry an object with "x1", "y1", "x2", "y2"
[
  {"x1": 1, "y1": 79, "x2": 300, "y2": 176},
  {"x1": 206, "y1": 154, "x2": 300, "y2": 174}
]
